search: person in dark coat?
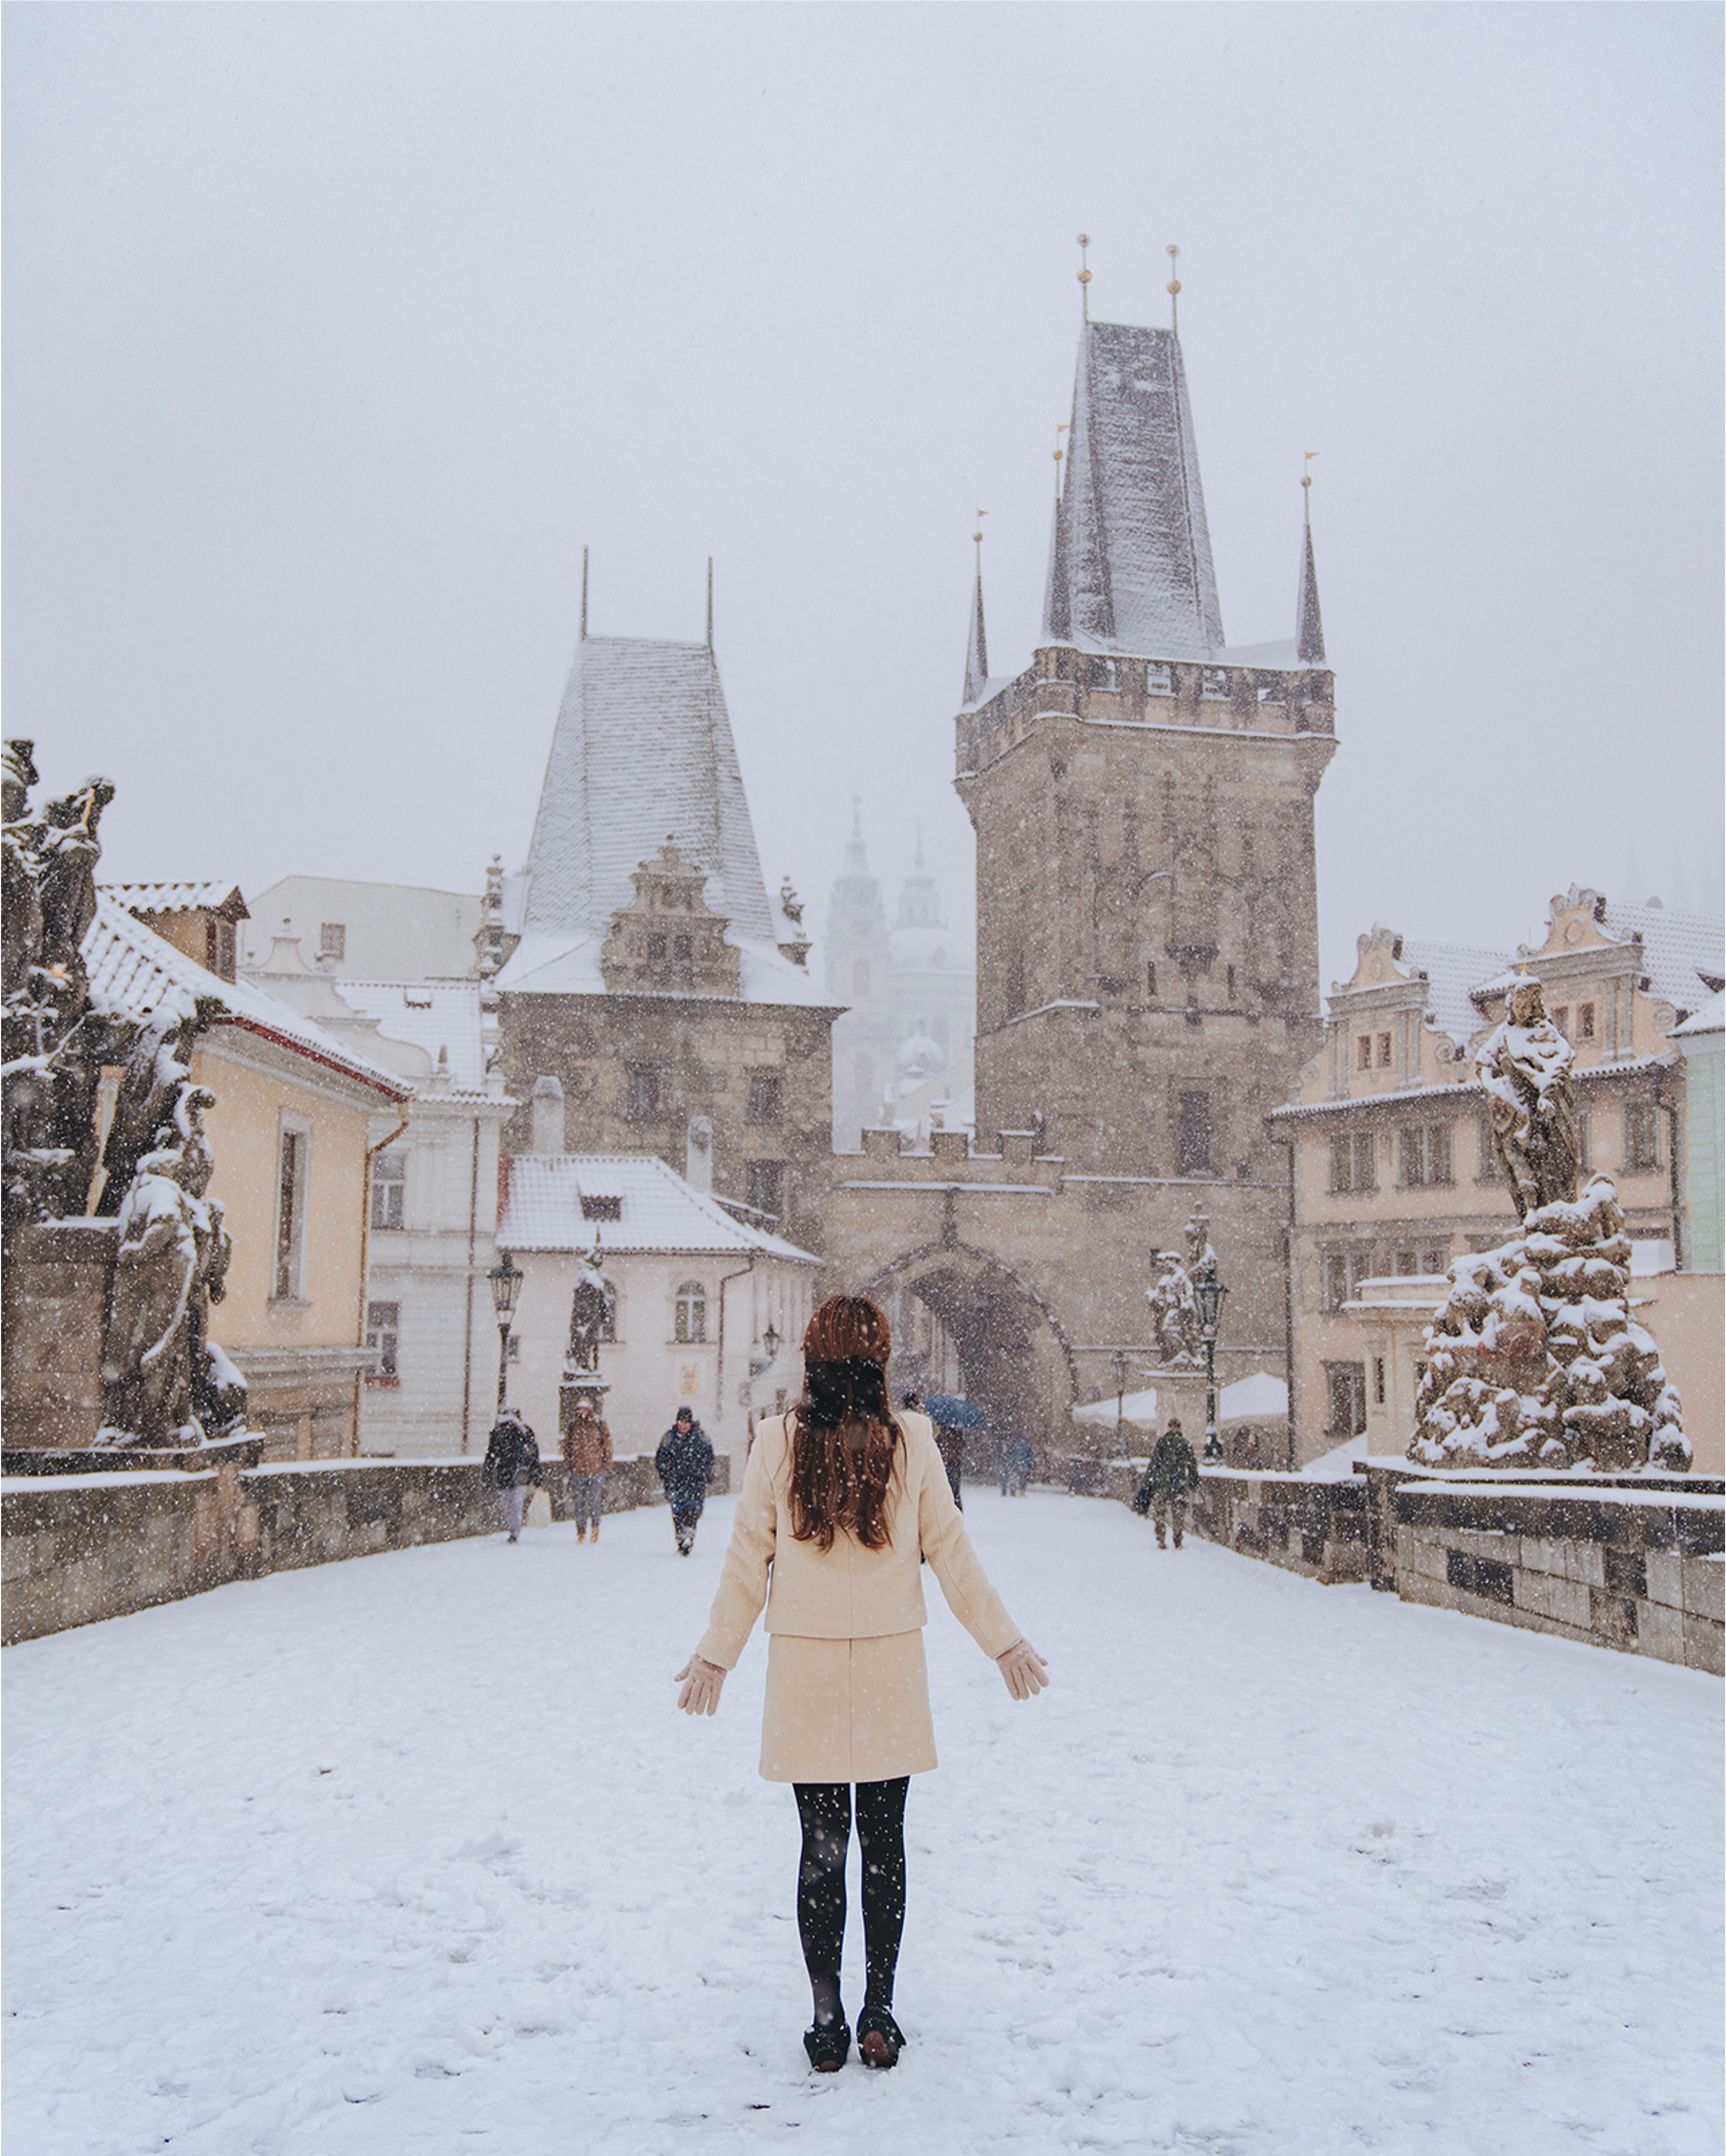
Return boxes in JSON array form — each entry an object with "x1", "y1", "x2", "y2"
[
  {"x1": 482, "y1": 1409, "x2": 541, "y2": 1543},
  {"x1": 1135, "y1": 1418, "x2": 1200, "y2": 1549},
  {"x1": 657, "y1": 1406, "x2": 715, "y2": 1555},
  {"x1": 1005, "y1": 1433, "x2": 1035, "y2": 1496}
]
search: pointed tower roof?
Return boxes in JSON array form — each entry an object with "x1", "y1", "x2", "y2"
[
  {"x1": 520, "y1": 635, "x2": 773, "y2": 943},
  {"x1": 1295, "y1": 518, "x2": 1326, "y2": 666},
  {"x1": 962, "y1": 564, "x2": 990, "y2": 706},
  {"x1": 1041, "y1": 319, "x2": 1224, "y2": 659}
]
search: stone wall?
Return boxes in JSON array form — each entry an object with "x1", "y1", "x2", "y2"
[
  {"x1": 2, "y1": 1450, "x2": 730, "y2": 1646},
  {"x1": 1063, "y1": 1457, "x2": 1369, "y2": 1583},
  {"x1": 0, "y1": 1219, "x2": 117, "y2": 1450},
  {"x1": 1393, "y1": 1481, "x2": 1723, "y2": 1675}
]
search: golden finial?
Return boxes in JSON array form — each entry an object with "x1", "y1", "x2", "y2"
[
  {"x1": 1302, "y1": 450, "x2": 1317, "y2": 520},
  {"x1": 1052, "y1": 422, "x2": 1069, "y2": 501},
  {"x1": 973, "y1": 508, "x2": 988, "y2": 557},
  {"x1": 1077, "y1": 233, "x2": 1092, "y2": 322},
  {"x1": 1166, "y1": 243, "x2": 1182, "y2": 334}
]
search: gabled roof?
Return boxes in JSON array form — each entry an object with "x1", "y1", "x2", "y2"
[
  {"x1": 1599, "y1": 899, "x2": 1724, "y2": 1015},
  {"x1": 332, "y1": 979, "x2": 494, "y2": 1092},
  {"x1": 84, "y1": 894, "x2": 411, "y2": 1100},
  {"x1": 1042, "y1": 320, "x2": 1224, "y2": 661},
  {"x1": 104, "y1": 879, "x2": 248, "y2": 920},
  {"x1": 520, "y1": 635, "x2": 772, "y2": 945},
  {"x1": 493, "y1": 927, "x2": 834, "y2": 1007},
  {"x1": 497, "y1": 1152, "x2": 817, "y2": 1263}
]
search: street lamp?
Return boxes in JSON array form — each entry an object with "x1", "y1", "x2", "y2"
[
  {"x1": 1113, "y1": 1349, "x2": 1128, "y2": 1457},
  {"x1": 488, "y1": 1250, "x2": 522, "y2": 1411},
  {"x1": 762, "y1": 1321, "x2": 781, "y2": 1363},
  {"x1": 1194, "y1": 1258, "x2": 1228, "y2": 1462}
]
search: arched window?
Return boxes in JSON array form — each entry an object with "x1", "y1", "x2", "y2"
[
  {"x1": 599, "y1": 1280, "x2": 619, "y2": 1342},
  {"x1": 675, "y1": 1281, "x2": 707, "y2": 1344}
]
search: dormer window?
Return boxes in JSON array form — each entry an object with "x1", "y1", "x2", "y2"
[
  {"x1": 319, "y1": 922, "x2": 346, "y2": 960},
  {"x1": 579, "y1": 1194, "x2": 622, "y2": 1222},
  {"x1": 1145, "y1": 662, "x2": 1174, "y2": 696},
  {"x1": 1200, "y1": 668, "x2": 1231, "y2": 701}
]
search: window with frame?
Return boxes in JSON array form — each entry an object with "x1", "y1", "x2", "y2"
[
  {"x1": 1356, "y1": 1034, "x2": 1373, "y2": 1072},
  {"x1": 1322, "y1": 1245, "x2": 1378, "y2": 1312},
  {"x1": 1145, "y1": 662, "x2": 1174, "y2": 696},
  {"x1": 1324, "y1": 1362, "x2": 1367, "y2": 1438},
  {"x1": 1624, "y1": 1101, "x2": 1661, "y2": 1173},
  {"x1": 1328, "y1": 1129, "x2": 1377, "y2": 1194},
  {"x1": 579, "y1": 1194, "x2": 622, "y2": 1222},
  {"x1": 1476, "y1": 1114, "x2": 1501, "y2": 1181},
  {"x1": 1578, "y1": 1002, "x2": 1596, "y2": 1042},
  {"x1": 1399, "y1": 1119, "x2": 1453, "y2": 1188},
  {"x1": 1392, "y1": 1243, "x2": 1449, "y2": 1279},
  {"x1": 1200, "y1": 667, "x2": 1231, "y2": 701},
  {"x1": 319, "y1": 922, "x2": 346, "y2": 960},
  {"x1": 747, "y1": 1159, "x2": 785, "y2": 1219},
  {"x1": 626, "y1": 1065, "x2": 663, "y2": 1119},
  {"x1": 747, "y1": 1071, "x2": 784, "y2": 1123},
  {"x1": 370, "y1": 1151, "x2": 406, "y2": 1231},
  {"x1": 1372, "y1": 1356, "x2": 1386, "y2": 1406},
  {"x1": 674, "y1": 1280, "x2": 707, "y2": 1344},
  {"x1": 647, "y1": 933, "x2": 667, "y2": 961},
  {"x1": 274, "y1": 1125, "x2": 309, "y2": 1300},
  {"x1": 366, "y1": 1301, "x2": 400, "y2": 1381},
  {"x1": 1377, "y1": 1032, "x2": 1393, "y2": 1067},
  {"x1": 1177, "y1": 1091, "x2": 1213, "y2": 1177}
]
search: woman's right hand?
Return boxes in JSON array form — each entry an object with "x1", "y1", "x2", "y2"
[
  {"x1": 674, "y1": 1655, "x2": 726, "y2": 1716},
  {"x1": 997, "y1": 1638, "x2": 1050, "y2": 1701}
]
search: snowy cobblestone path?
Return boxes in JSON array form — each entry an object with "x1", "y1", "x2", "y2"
[{"x1": 6, "y1": 1489, "x2": 1719, "y2": 2155}]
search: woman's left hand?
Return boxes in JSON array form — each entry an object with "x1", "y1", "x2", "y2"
[
  {"x1": 997, "y1": 1638, "x2": 1050, "y2": 1700},
  {"x1": 674, "y1": 1655, "x2": 726, "y2": 1716}
]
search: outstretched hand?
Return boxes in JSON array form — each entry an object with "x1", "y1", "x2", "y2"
[
  {"x1": 997, "y1": 1638, "x2": 1050, "y2": 1701},
  {"x1": 675, "y1": 1655, "x2": 726, "y2": 1716}
]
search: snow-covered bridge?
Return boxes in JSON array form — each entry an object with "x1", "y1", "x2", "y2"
[{"x1": 6, "y1": 1489, "x2": 1719, "y2": 2154}]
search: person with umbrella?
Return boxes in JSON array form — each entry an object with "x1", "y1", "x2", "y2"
[{"x1": 925, "y1": 1393, "x2": 981, "y2": 1510}]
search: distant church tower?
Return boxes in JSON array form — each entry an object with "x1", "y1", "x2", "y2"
[{"x1": 957, "y1": 311, "x2": 1336, "y2": 1348}]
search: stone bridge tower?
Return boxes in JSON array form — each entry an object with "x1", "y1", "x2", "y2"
[{"x1": 825, "y1": 308, "x2": 1337, "y2": 1448}]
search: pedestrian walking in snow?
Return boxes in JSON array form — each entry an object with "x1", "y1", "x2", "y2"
[
  {"x1": 656, "y1": 1407, "x2": 714, "y2": 1555},
  {"x1": 481, "y1": 1410, "x2": 540, "y2": 1543},
  {"x1": 933, "y1": 1422, "x2": 966, "y2": 1510},
  {"x1": 561, "y1": 1398, "x2": 613, "y2": 1543},
  {"x1": 1136, "y1": 1418, "x2": 1200, "y2": 1548},
  {"x1": 1005, "y1": 1433, "x2": 1035, "y2": 1496},
  {"x1": 675, "y1": 1295, "x2": 1049, "y2": 2075}
]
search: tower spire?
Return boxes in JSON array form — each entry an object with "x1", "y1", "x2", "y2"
[
  {"x1": 705, "y1": 557, "x2": 713, "y2": 648},
  {"x1": 579, "y1": 545, "x2": 589, "y2": 641},
  {"x1": 963, "y1": 512, "x2": 990, "y2": 706},
  {"x1": 1077, "y1": 233, "x2": 1092, "y2": 323},
  {"x1": 1295, "y1": 456, "x2": 1326, "y2": 666}
]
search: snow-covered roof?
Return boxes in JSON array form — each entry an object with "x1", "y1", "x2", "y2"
[
  {"x1": 1599, "y1": 899, "x2": 1724, "y2": 1014},
  {"x1": 497, "y1": 1152, "x2": 817, "y2": 1264},
  {"x1": 1219, "y1": 1371, "x2": 1289, "y2": 1422},
  {"x1": 1672, "y1": 988, "x2": 1725, "y2": 1040},
  {"x1": 1399, "y1": 940, "x2": 1513, "y2": 1042},
  {"x1": 104, "y1": 878, "x2": 247, "y2": 919},
  {"x1": 494, "y1": 926, "x2": 833, "y2": 1008},
  {"x1": 1270, "y1": 1052, "x2": 1677, "y2": 1119},
  {"x1": 332, "y1": 979, "x2": 491, "y2": 1091},
  {"x1": 1043, "y1": 320, "x2": 1225, "y2": 661},
  {"x1": 84, "y1": 893, "x2": 411, "y2": 1100},
  {"x1": 520, "y1": 635, "x2": 773, "y2": 946}
]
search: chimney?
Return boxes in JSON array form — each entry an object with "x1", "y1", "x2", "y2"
[{"x1": 531, "y1": 1075, "x2": 565, "y2": 1154}]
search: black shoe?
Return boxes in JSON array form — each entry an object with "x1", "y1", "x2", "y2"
[
  {"x1": 857, "y1": 2006, "x2": 904, "y2": 2070},
  {"x1": 804, "y1": 2020, "x2": 851, "y2": 2073}
]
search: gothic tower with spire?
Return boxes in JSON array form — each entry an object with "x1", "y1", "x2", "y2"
[{"x1": 956, "y1": 309, "x2": 1337, "y2": 1359}]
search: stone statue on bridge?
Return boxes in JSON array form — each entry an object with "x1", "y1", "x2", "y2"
[
  {"x1": 1478, "y1": 976, "x2": 1580, "y2": 1221},
  {"x1": 1147, "y1": 1250, "x2": 1203, "y2": 1369}
]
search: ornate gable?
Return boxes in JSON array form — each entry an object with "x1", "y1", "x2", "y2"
[{"x1": 600, "y1": 840, "x2": 742, "y2": 1000}]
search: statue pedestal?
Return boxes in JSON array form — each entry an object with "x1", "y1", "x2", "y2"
[
  {"x1": 1143, "y1": 1366, "x2": 1209, "y2": 1446},
  {"x1": 1, "y1": 1219, "x2": 117, "y2": 1451},
  {"x1": 558, "y1": 1373, "x2": 610, "y2": 1426}
]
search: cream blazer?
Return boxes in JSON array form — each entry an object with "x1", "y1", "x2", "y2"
[{"x1": 696, "y1": 1410, "x2": 1021, "y2": 1670}]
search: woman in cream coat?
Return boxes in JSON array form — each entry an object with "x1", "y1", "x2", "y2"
[{"x1": 676, "y1": 1295, "x2": 1048, "y2": 2074}]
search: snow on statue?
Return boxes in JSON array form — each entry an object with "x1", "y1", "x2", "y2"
[{"x1": 1410, "y1": 974, "x2": 1688, "y2": 1475}]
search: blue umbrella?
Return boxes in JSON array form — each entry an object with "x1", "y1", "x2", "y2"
[{"x1": 924, "y1": 1394, "x2": 985, "y2": 1428}]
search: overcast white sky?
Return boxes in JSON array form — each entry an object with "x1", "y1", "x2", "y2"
[{"x1": 6, "y1": 3, "x2": 1720, "y2": 984}]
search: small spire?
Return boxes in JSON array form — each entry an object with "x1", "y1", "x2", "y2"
[
  {"x1": 579, "y1": 546, "x2": 589, "y2": 641},
  {"x1": 1052, "y1": 421, "x2": 1068, "y2": 503},
  {"x1": 1166, "y1": 243, "x2": 1182, "y2": 337},
  {"x1": 963, "y1": 514, "x2": 990, "y2": 707},
  {"x1": 1077, "y1": 233, "x2": 1092, "y2": 324},
  {"x1": 1295, "y1": 463, "x2": 1326, "y2": 666},
  {"x1": 705, "y1": 557, "x2": 713, "y2": 648}
]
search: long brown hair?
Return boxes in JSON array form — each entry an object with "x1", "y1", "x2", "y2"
[{"x1": 788, "y1": 1295, "x2": 902, "y2": 1553}]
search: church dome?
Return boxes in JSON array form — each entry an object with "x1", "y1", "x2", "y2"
[{"x1": 895, "y1": 1029, "x2": 947, "y2": 1078}]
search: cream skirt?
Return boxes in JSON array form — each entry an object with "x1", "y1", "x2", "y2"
[{"x1": 759, "y1": 1631, "x2": 937, "y2": 1784}]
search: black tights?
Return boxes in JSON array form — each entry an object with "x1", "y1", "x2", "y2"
[{"x1": 792, "y1": 1778, "x2": 909, "y2": 2027}]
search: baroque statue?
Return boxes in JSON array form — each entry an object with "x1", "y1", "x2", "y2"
[
  {"x1": 1478, "y1": 976, "x2": 1580, "y2": 1220},
  {"x1": 1147, "y1": 1250, "x2": 1202, "y2": 1369},
  {"x1": 566, "y1": 1233, "x2": 610, "y2": 1378}
]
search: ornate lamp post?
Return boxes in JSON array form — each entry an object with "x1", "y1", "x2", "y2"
[
  {"x1": 488, "y1": 1250, "x2": 522, "y2": 1412},
  {"x1": 1194, "y1": 1258, "x2": 1227, "y2": 1463},
  {"x1": 1113, "y1": 1349, "x2": 1129, "y2": 1457},
  {"x1": 762, "y1": 1321, "x2": 781, "y2": 1363}
]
